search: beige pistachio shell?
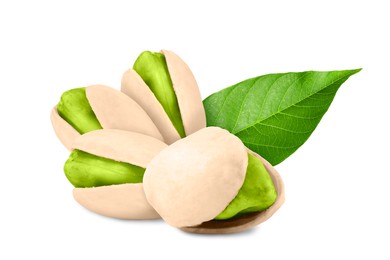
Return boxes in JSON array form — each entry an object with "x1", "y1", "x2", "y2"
[
  {"x1": 86, "y1": 85, "x2": 164, "y2": 142},
  {"x1": 73, "y1": 184, "x2": 159, "y2": 220},
  {"x1": 50, "y1": 106, "x2": 80, "y2": 150},
  {"x1": 162, "y1": 50, "x2": 206, "y2": 136},
  {"x1": 71, "y1": 129, "x2": 167, "y2": 220},
  {"x1": 180, "y1": 150, "x2": 285, "y2": 234},
  {"x1": 121, "y1": 50, "x2": 206, "y2": 142},
  {"x1": 143, "y1": 127, "x2": 248, "y2": 228},
  {"x1": 121, "y1": 69, "x2": 180, "y2": 144},
  {"x1": 71, "y1": 129, "x2": 167, "y2": 168}
]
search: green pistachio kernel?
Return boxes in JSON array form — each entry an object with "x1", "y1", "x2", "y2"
[
  {"x1": 57, "y1": 87, "x2": 102, "y2": 134},
  {"x1": 133, "y1": 51, "x2": 186, "y2": 138},
  {"x1": 215, "y1": 153, "x2": 277, "y2": 220},
  {"x1": 64, "y1": 150, "x2": 145, "y2": 188}
]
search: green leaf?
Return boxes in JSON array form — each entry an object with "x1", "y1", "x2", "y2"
[{"x1": 203, "y1": 69, "x2": 361, "y2": 165}]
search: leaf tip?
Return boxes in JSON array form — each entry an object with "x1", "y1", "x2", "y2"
[{"x1": 350, "y1": 68, "x2": 363, "y2": 75}]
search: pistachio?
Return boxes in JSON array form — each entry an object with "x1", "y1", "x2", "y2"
[
  {"x1": 143, "y1": 127, "x2": 285, "y2": 233},
  {"x1": 121, "y1": 50, "x2": 206, "y2": 144},
  {"x1": 134, "y1": 51, "x2": 186, "y2": 138},
  {"x1": 57, "y1": 87, "x2": 102, "y2": 134},
  {"x1": 69, "y1": 129, "x2": 167, "y2": 220},
  {"x1": 215, "y1": 152, "x2": 277, "y2": 220},
  {"x1": 51, "y1": 85, "x2": 164, "y2": 150},
  {"x1": 64, "y1": 150, "x2": 145, "y2": 188}
]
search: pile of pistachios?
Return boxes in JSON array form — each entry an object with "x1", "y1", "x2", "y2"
[{"x1": 51, "y1": 50, "x2": 284, "y2": 234}]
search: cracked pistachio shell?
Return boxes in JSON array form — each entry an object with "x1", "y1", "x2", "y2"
[
  {"x1": 121, "y1": 50, "x2": 206, "y2": 144},
  {"x1": 71, "y1": 129, "x2": 167, "y2": 220},
  {"x1": 51, "y1": 85, "x2": 164, "y2": 150},
  {"x1": 143, "y1": 127, "x2": 284, "y2": 233},
  {"x1": 181, "y1": 151, "x2": 285, "y2": 234}
]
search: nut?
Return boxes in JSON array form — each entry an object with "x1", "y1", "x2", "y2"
[
  {"x1": 68, "y1": 129, "x2": 167, "y2": 220},
  {"x1": 121, "y1": 50, "x2": 206, "y2": 144},
  {"x1": 143, "y1": 127, "x2": 285, "y2": 233},
  {"x1": 51, "y1": 85, "x2": 163, "y2": 150}
]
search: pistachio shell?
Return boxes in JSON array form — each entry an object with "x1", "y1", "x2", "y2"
[
  {"x1": 161, "y1": 50, "x2": 206, "y2": 136},
  {"x1": 50, "y1": 106, "x2": 80, "y2": 150},
  {"x1": 71, "y1": 129, "x2": 167, "y2": 168},
  {"x1": 71, "y1": 129, "x2": 167, "y2": 220},
  {"x1": 86, "y1": 85, "x2": 164, "y2": 142},
  {"x1": 180, "y1": 150, "x2": 285, "y2": 234},
  {"x1": 73, "y1": 184, "x2": 159, "y2": 219},
  {"x1": 143, "y1": 127, "x2": 248, "y2": 228},
  {"x1": 121, "y1": 50, "x2": 206, "y2": 142},
  {"x1": 121, "y1": 69, "x2": 180, "y2": 144}
]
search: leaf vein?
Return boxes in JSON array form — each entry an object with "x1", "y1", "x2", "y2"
[
  {"x1": 278, "y1": 112, "x2": 323, "y2": 120},
  {"x1": 255, "y1": 74, "x2": 287, "y2": 123},
  {"x1": 232, "y1": 79, "x2": 257, "y2": 132},
  {"x1": 293, "y1": 103, "x2": 329, "y2": 108},
  {"x1": 212, "y1": 86, "x2": 236, "y2": 125},
  {"x1": 277, "y1": 73, "x2": 306, "y2": 111},
  {"x1": 257, "y1": 122, "x2": 313, "y2": 134},
  {"x1": 243, "y1": 141, "x2": 301, "y2": 150}
]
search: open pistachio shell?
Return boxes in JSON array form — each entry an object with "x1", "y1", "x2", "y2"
[
  {"x1": 143, "y1": 127, "x2": 248, "y2": 228},
  {"x1": 181, "y1": 151, "x2": 285, "y2": 234},
  {"x1": 121, "y1": 50, "x2": 206, "y2": 144},
  {"x1": 143, "y1": 127, "x2": 284, "y2": 233},
  {"x1": 51, "y1": 85, "x2": 164, "y2": 150},
  {"x1": 121, "y1": 69, "x2": 180, "y2": 144},
  {"x1": 50, "y1": 106, "x2": 81, "y2": 150},
  {"x1": 71, "y1": 129, "x2": 167, "y2": 220}
]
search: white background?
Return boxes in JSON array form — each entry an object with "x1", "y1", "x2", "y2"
[{"x1": 1, "y1": 0, "x2": 389, "y2": 259}]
